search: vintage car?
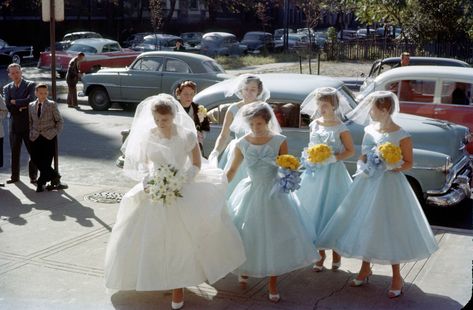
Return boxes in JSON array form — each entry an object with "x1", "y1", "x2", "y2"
[
  {"x1": 200, "y1": 32, "x2": 247, "y2": 57},
  {"x1": 63, "y1": 31, "x2": 102, "y2": 42},
  {"x1": 0, "y1": 38, "x2": 34, "y2": 65},
  {"x1": 37, "y1": 38, "x2": 140, "y2": 78},
  {"x1": 193, "y1": 73, "x2": 473, "y2": 207},
  {"x1": 356, "y1": 66, "x2": 473, "y2": 153},
  {"x1": 81, "y1": 51, "x2": 232, "y2": 111},
  {"x1": 132, "y1": 34, "x2": 183, "y2": 52},
  {"x1": 359, "y1": 56, "x2": 470, "y2": 92},
  {"x1": 241, "y1": 31, "x2": 274, "y2": 54}
]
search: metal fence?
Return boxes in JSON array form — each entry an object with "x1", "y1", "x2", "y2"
[{"x1": 322, "y1": 39, "x2": 473, "y2": 64}]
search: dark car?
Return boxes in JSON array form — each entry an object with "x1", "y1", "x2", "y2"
[
  {"x1": 122, "y1": 32, "x2": 153, "y2": 48},
  {"x1": 180, "y1": 32, "x2": 203, "y2": 48},
  {"x1": 133, "y1": 34, "x2": 183, "y2": 52},
  {"x1": 241, "y1": 31, "x2": 274, "y2": 54},
  {"x1": 0, "y1": 39, "x2": 34, "y2": 65}
]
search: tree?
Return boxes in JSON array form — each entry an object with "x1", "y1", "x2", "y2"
[
  {"x1": 255, "y1": 1, "x2": 271, "y2": 32},
  {"x1": 149, "y1": 0, "x2": 165, "y2": 32}
]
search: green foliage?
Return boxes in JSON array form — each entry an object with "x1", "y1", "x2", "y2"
[{"x1": 327, "y1": 27, "x2": 337, "y2": 43}]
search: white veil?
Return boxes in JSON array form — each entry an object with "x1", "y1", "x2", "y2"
[
  {"x1": 122, "y1": 94, "x2": 197, "y2": 180},
  {"x1": 229, "y1": 101, "x2": 282, "y2": 135},
  {"x1": 224, "y1": 74, "x2": 270, "y2": 101},
  {"x1": 300, "y1": 86, "x2": 353, "y2": 120},
  {"x1": 347, "y1": 91, "x2": 400, "y2": 126}
]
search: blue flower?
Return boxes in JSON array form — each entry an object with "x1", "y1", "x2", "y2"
[{"x1": 277, "y1": 168, "x2": 302, "y2": 193}]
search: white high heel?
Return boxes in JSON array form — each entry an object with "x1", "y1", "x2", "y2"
[
  {"x1": 312, "y1": 254, "x2": 326, "y2": 272},
  {"x1": 388, "y1": 279, "x2": 404, "y2": 298},
  {"x1": 238, "y1": 275, "x2": 248, "y2": 288},
  {"x1": 268, "y1": 292, "x2": 281, "y2": 303},
  {"x1": 350, "y1": 270, "x2": 372, "y2": 287},
  {"x1": 331, "y1": 261, "x2": 341, "y2": 270},
  {"x1": 171, "y1": 301, "x2": 184, "y2": 309}
]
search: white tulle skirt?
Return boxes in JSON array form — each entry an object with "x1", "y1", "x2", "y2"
[{"x1": 105, "y1": 168, "x2": 246, "y2": 291}]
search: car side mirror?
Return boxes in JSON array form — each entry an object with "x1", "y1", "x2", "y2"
[{"x1": 360, "y1": 72, "x2": 365, "y2": 78}]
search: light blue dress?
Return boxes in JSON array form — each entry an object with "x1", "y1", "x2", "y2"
[
  {"x1": 218, "y1": 103, "x2": 248, "y2": 197},
  {"x1": 228, "y1": 134, "x2": 318, "y2": 277},
  {"x1": 317, "y1": 125, "x2": 438, "y2": 264},
  {"x1": 296, "y1": 122, "x2": 353, "y2": 246}
]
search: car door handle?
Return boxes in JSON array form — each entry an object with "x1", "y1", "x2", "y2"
[{"x1": 434, "y1": 107, "x2": 446, "y2": 112}]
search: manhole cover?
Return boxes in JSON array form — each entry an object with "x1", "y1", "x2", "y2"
[{"x1": 84, "y1": 191, "x2": 123, "y2": 204}]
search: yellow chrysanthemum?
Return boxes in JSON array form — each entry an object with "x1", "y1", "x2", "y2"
[
  {"x1": 307, "y1": 144, "x2": 332, "y2": 164},
  {"x1": 198, "y1": 105, "x2": 207, "y2": 114},
  {"x1": 378, "y1": 142, "x2": 402, "y2": 164},
  {"x1": 276, "y1": 154, "x2": 300, "y2": 171}
]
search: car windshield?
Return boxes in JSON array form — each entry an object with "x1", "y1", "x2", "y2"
[
  {"x1": 356, "y1": 81, "x2": 375, "y2": 101},
  {"x1": 67, "y1": 44, "x2": 98, "y2": 54},
  {"x1": 202, "y1": 60, "x2": 225, "y2": 73}
]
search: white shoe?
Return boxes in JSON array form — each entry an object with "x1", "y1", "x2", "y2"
[
  {"x1": 268, "y1": 292, "x2": 280, "y2": 303},
  {"x1": 171, "y1": 300, "x2": 184, "y2": 309}
]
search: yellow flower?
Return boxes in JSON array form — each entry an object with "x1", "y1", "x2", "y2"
[
  {"x1": 378, "y1": 142, "x2": 402, "y2": 164},
  {"x1": 198, "y1": 105, "x2": 207, "y2": 115},
  {"x1": 276, "y1": 154, "x2": 300, "y2": 170},
  {"x1": 306, "y1": 144, "x2": 332, "y2": 164}
]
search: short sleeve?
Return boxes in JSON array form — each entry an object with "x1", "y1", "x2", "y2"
[
  {"x1": 185, "y1": 130, "x2": 198, "y2": 153},
  {"x1": 337, "y1": 123, "x2": 349, "y2": 134},
  {"x1": 398, "y1": 128, "x2": 411, "y2": 140},
  {"x1": 272, "y1": 134, "x2": 287, "y2": 152},
  {"x1": 228, "y1": 103, "x2": 241, "y2": 117}
]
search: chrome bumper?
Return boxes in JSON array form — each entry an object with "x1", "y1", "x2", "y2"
[{"x1": 426, "y1": 160, "x2": 472, "y2": 207}]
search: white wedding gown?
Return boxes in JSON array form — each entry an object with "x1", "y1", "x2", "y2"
[{"x1": 105, "y1": 128, "x2": 246, "y2": 291}]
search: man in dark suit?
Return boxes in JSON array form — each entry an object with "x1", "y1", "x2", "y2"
[
  {"x1": 66, "y1": 52, "x2": 85, "y2": 108},
  {"x1": 29, "y1": 84, "x2": 64, "y2": 192},
  {"x1": 3, "y1": 63, "x2": 37, "y2": 184},
  {"x1": 0, "y1": 95, "x2": 7, "y2": 187}
]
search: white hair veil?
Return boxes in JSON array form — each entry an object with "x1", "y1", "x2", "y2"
[
  {"x1": 224, "y1": 74, "x2": 270, "y2": 101},
  {"x1": 347, "y1": 91, "x2": 400, "y2": 126},
  {"x1": 122, "y1": 94, "x2": 197, "y2": 180},
  {"x1": 229, "y1": 101, "x2": 282, "y2": 135},
  {"x1": 300, "y1": 86, "x2": 353, "y2": 120}
]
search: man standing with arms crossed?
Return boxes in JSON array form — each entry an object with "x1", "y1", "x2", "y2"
[{"x1": 3, "y1": 63, "x2": 37, "y2": 184}]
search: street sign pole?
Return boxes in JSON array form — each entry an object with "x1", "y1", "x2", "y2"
[{"x1": 50, "y1": 0, "x2": 57, "y2": 102}]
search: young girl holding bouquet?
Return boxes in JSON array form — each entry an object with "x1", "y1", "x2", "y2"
[
  {"x1": 226, "y1": 102, "x2": 316, "y2": 303},
  {"x1": 317, "y1": 91, "x2": 438, "y2": 299},
  {"x1": 208, "y1": 74, "x2": 275, "y2": 196},
  {"x1": 105, "y1": 94, "x2": 245, "y2": 309},
  {"x1": 296, "y1": 87, "x2": 355, "y2": 271}
]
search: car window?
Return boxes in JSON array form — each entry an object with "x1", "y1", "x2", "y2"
[
  {"x1": 67, "y1": 44, "x2": 97, "y2": 54},
  {"x1": 164, "y1": 58, "x2": 191, "y2": 73},
  {"x1": 0, "y1": 39, "x2": 6, "y2": 48},
  {"x1": 271, "y1": 102, "x2": 301, "y2": 128},
  {"x1": 132, "y1": 57, "x2": 163, "y2": 71},
  {"x1": 441, "y1": 81, "x2": 472, "y2": 105},
  {"x1": 386, "y1": 79, "x2": 435, "y2": 103},
  {"x1": 202, "y1": 60, "x2": 225, "y2": 73},
  {"x1": 103, "y1": 43, "x2": 121, "y2": 52}
]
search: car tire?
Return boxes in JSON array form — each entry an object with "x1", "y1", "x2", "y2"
[
  {"x1": 11, "y1": 54, "x2": 21, "y2": 65},
  {"x1": 88, "y1": 87, "x2": 111, "y2": 111}
]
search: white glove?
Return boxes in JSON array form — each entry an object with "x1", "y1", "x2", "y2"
[
  {"x1": 142, "y1": 174, "x2": 151, "y2": 192},
  {"x1": 326, "y1": 155, "x2": 337, "y2": 164},
  {"x1": 185, "y1": 165, "x2": 200, "y2": 182},
  {"x1": 353, "y1": 160, "x2": 368, "y2": 177},
  {"x1": 208, "y1": 150, "x2": 219, "y2": 167}
]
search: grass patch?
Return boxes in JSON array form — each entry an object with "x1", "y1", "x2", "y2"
[{"x1": 216, "y1": 53, "x2": 302, "y2": 70}]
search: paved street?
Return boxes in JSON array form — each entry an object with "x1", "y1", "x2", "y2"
[{"x1": 0, "y1": 66, "x2": 472, "y2": 309}]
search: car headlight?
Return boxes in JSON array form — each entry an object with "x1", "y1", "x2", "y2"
[{"x1": 464, "y1": 131, "x2": 472, "y2": 145}]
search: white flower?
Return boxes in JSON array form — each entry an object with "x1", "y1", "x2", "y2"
[
  {"x1": 197, "y1": 105, "x2": 207, "y2": 123},
  {"x1": 146, "y1": 164, "x2": 184, "y2": 205}
]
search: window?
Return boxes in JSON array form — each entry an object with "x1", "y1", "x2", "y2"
[
  {"x1": 68, "y1": 44, "x2": 97, "y2": 54},
  {"x1": 386, "y1": 79, "x2": 435, "y2": 103},
  {"x1": 132, "y1": 57, "x2": 163, "y2": 71},
  {"x1": 270, "y1": 102, "x2": 301, "y2": 128},
  {"x1": 164, "y1": 59, "x2": 190, "y2": 73},
  {"x1": 202, "y1": 60, "x2": 225, "y2": 73},
  {"x1": 441, "y1": 81, "x2": 472, "y2": 105},
  {"x1": 103, "y1": 43, "x2": 121, "y2": 52}
]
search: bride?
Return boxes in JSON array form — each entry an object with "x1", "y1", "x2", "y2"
[{"x1": 104, "y1": 94, "x2": 246, "y2": 310}]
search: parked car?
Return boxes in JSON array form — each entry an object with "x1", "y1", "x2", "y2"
[
  {"x1": 241, "y1": 31, "x2": 274, "y2": 54},
  {"x1": 274, "y1": 33, "x2": 310, "y2": 50},
  {"x1": 0, "y1": 38, "x2": 34, "y2": 65},
  {"x1": 180, "y1": 32, "x2": 203, "y2": 48},
  {"x1": 44, "y1": 41, "x2": 72, "y2": 52},
  {"x1": 122, "y1": 32, "x2": 153, "y2": 48},
  {"x1": 337, "y1": 30, "x2": 357, "y2": 41},
  {"x1": 356, "y1": 66, "x2": 473, "y2": 153},
  {"x1": 193, "y1": 73, "x2": 473, "y2": 207},
  {"x1": 81, "y1": 51, "x2": 232, "y2": 111},
  {"x1": 132, "y1": 34, "x2": 182, "y2": 52},
  {"x1": 359, "y1": 56, "x2": 471, "y2": 92},
  {"x1": 200, "y1": 32, "x2": 247, "y2": 57},
  {"x1": 38, "y1": 38, "x2": 140, "y2": 78},
  {"x1": 273, "y1": 28, "x2": 294, "y2": 40}
]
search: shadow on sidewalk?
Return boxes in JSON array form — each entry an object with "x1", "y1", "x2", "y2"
[
  {"x1": 0, "y1": 186, "x2": 32, "y2": 227},
  {"x1": 7, "y1": 182, "x2": 111, "y2": 231}
]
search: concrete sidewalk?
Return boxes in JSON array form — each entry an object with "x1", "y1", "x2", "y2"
[{"x1": 0, "y1": 178, "x2": 471, "y2": 309}]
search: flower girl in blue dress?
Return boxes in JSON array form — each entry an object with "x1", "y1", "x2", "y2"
[
  {"x1": 296, "y1": 87, "x2": 355, "y2": 272},
  {"x1": 317, "y1": 91, "x2": 438, "y2": 299},
  {"x1": 208, "y1": 75, "x2": 278, "y2": 196},
  {"x1": 226, "y1": 102, "x2": 317, "y2": 303}
]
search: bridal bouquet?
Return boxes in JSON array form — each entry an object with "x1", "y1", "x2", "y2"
[
  {"x1": 378, "y1": 142, "x2": 403, "y2": 170},
  {"x1": 275, "y1": 154, "x2": 302, "y2": 193},
  {"x1": 301, "y1": 143, "x2": 336, "y2": 173},
  {"x1": 355, "y1": 142, "x2": 403, "y2": 177},
  {"x1": 146, "y1": 164, "x2": 186, "y2": 205},
  {"x1": 197, "y1": 105, "x2": 208, "y2": 123}
]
